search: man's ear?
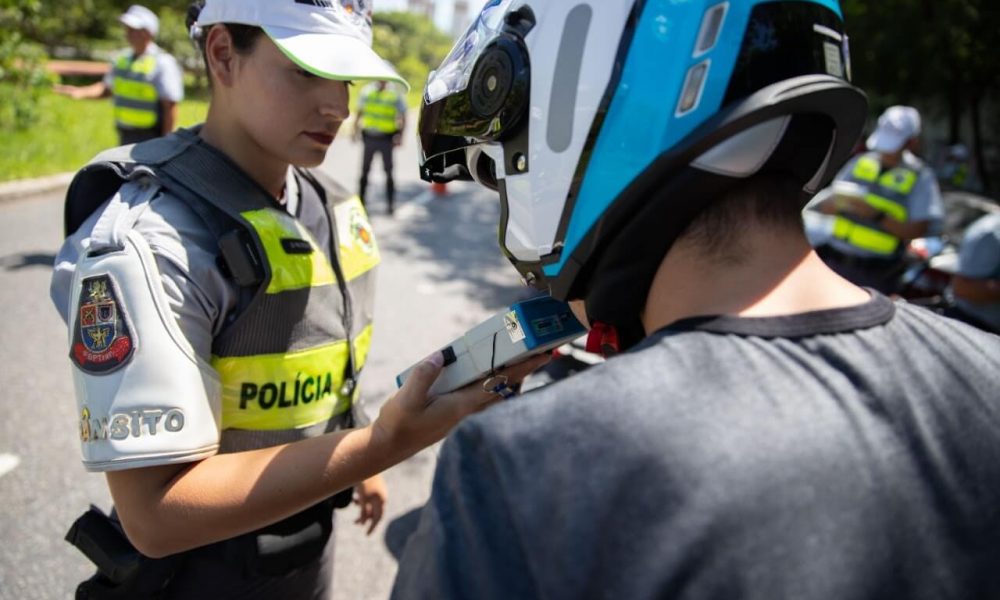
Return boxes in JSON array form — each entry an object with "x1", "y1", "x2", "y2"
[{"x1": 205, "y1": 24, "x2": 237, "y2": 87}]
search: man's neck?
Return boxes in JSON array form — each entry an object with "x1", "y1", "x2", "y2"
[
  {"x1": 130, "y1": 41, "x2": 152, "y2": 57},
  {"x1": 642, "y1": 225, "x2": 870, "y2": 333}
]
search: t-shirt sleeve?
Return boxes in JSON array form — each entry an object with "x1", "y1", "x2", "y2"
[
  {"x1": 102, "y1": 57, "x2": 115, "y2": 89},
  {"x1": 58, "y1": 183, "x2": 230, "y2": 472},
  {"x1": 153, "y1": 54, "x2": 184, "y2": 103},
  {"x1": 391, "y1": 423, "x2": 540, "y2": 600},
  {"x1": 906, "y1": 166, "x2": 944, "y2": 229}
]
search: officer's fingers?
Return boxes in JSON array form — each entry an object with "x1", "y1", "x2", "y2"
[
  {"x1": 367, "y1": 503, "x2": 383, "y2": 535},
  {"x1": 396, "y1": 352, "x2": 446, "y2": 409},
  {"x1": 356, "y1": 500, "x2": 372, "y2": 525},
  {"x1": 439, "y1": 353, "x2": 552, "y2": 417}
]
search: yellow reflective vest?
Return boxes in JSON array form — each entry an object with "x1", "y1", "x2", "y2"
[
  {"x1": 111, "y1": 52, "x2": 160, "y2": 130},
  {"x1": 360, "y1": 86, "x2": 403, "y2": 135},
  {"x1": 832, "y1": 153, "x2": 920, "y2": 256}
]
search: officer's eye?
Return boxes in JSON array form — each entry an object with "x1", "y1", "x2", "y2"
[{"x1": 296, "y1": 68, "x2": 318, "y2": 79}]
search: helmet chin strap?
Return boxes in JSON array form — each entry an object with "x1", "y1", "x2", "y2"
[{"x1": 585, "y1": 321, "x2": 623, "y2": 357}]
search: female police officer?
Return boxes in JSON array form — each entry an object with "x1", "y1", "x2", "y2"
[{"x1": 49, "y1": 1, "x2": 545, "y2": 597}]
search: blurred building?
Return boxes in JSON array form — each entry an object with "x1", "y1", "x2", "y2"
[
  {"x1": 408, "y1": 0, "x2": 435, "y2": 20},
  {"x1": 452, "y1": 0, "x2": 471, "y2": 37}
]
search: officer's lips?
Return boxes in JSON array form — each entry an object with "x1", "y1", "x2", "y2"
[{"x1": 304, "y1": 131, "x2": 335, "y2": 146}]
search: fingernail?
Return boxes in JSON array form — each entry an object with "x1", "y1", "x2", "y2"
[{"x1": 424, "y1": 351, "x2": 444, "y2": 368}]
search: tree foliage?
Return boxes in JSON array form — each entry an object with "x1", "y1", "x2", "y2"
[
  {"x1": 0, "y1": 0, "x2": 53, "y2": 129},
  {"x1": 843, "y1": 0, "x2": 1000, "y2": 192},
  {"x1": 371, "y1": 10, "x2": 455, "y2": 101}
]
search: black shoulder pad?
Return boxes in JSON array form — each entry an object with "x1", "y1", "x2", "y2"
[{"x1": 64, "y1": 163, "x2": 131, "y2": 238}]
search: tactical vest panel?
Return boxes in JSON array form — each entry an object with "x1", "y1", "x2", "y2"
[
  {"x1": 66, "y1": 128, "x2": 377, "y2": 454},
  {"x1": 112, "y1": 53, "x2": 159, "y2": 130},
  {"x1": 361, "y1": 88, "x2": 402, "y2": 134},
  {"x1": 832, "y1": 153, "x2": 919, "y2": 256}
]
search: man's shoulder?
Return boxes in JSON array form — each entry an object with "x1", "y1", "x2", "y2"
[
  {"x1": 456, "y1": 334, "x2": 706, "y2": 449},
  {"x1": 896, "y1": 300, "x2": 1000, "y2": 342},
  {"x1": 901, "y1": 150, "x2": 930, "y2": 172}
]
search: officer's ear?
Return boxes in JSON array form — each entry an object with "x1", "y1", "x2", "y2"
[{"x1": 204, "y1": 24, "x2": 237, "y2": 87}]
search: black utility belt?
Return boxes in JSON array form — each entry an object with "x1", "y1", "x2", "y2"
[
  {"x1": 67, "y1": 490, "x2": 352, "y2": 598},
  {"x1": 362, "y1": 130, "x2": 398, "y2": 139}
]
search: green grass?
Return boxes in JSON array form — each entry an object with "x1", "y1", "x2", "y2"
[{"x1": 0, "y1": 92, "x2": 208, "y2": 182}]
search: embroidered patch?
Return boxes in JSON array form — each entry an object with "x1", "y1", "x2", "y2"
[
  {"x1": 349, "y1": 206, "x2": 375, "y2": 255},
  {"x1": 71, "y1": 274, "x2": 135, "y2": 374}
]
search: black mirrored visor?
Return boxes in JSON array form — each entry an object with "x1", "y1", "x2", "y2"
[
  {"x1": 420, "y1": 147, "x2": 473, "y2": 183},
  {"x1": 417, "y1": 99, "x2": 478, "y2": 182},
  {"x1": 724, "y1": 2, "x2": 847, "y2": 105}
]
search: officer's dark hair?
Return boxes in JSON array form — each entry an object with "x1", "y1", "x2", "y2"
[
  {"x1": 677, "y1": 174, "x2": 807, "y2": 265},
  {"x1": 186, "y1": 1, "x2": 264, "y2": 80}
]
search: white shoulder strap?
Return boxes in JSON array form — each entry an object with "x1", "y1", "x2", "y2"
[{"x1": 88, "y1": 171, "x2": 161, "y2": 254}]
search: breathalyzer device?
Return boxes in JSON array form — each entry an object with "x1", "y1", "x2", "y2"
[{"x1": 396, "y1": 295, "x2": 586, "y2": 396}]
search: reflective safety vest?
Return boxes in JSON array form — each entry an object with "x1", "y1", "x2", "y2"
[
  {"x1": 111, "y1": 52, "x2": 160, "y2": 130},
  {"x1": 360, "y1": 86, "x2": 402, "y2": 134},
  {"x1": 65, "y1": 128, "x2": 379, "y2": 453},
  {"x1": 832, "y1": 153, "x2": 919, "y2": 256}
]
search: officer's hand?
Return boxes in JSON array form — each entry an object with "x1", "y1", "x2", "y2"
[
  {"x1": 371, "y1": 352, "x2": 550, "y2": 459},
  {"x1": 354, "y1": 474, "x2": 388, "y2": 535},
  {"x1": 838, "y1": 195, "x2": 878, "y2": 219},
  {"x1": 53, "y1": 84, "x2": 81, "y2": 99}
]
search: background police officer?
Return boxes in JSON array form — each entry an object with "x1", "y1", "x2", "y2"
[
  {"x1": 938, "y1": 212, "x2": 1000, "y2": 333},
  {"x1": 54, "y1": 4, "x2": 184, "y2": 145},
  {"x1": 354, "y1": 79, "x2": 407, "y2": 215},
  {"x1": 808, "y1": 105, "x2": 944, "y2": 293}
]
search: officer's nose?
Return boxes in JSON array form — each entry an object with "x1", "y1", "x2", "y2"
[{"x1": 320, "y1": 80, "x2": 350, "y2": 121}]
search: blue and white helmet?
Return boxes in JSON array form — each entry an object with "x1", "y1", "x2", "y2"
[{"x1": 419, "y1": 0, "x2": 867, "y2": 338}]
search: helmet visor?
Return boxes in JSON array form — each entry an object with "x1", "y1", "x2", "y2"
[{"x1": 424, "y1": 0, "x2": 515, "y2": 105}]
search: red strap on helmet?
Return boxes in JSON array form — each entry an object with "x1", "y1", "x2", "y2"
[{"x1": 585, "y1": 321, "x2": 620, "y2": 357}]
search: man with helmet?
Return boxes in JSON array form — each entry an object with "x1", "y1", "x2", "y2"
[
  {"x1": 392, "y1": 1, "x2": 1000, "y2": 598},
  {"x1": 808, "y1": 105, "x2": 944, "y2": 294}
]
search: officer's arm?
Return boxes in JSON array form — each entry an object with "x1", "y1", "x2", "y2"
[
  {"x1": 154, "y1": 55, "x2": 183, "y2": 136},
  {"x1": 877, "y1": 216, "x2": 930, "y2": 241},
  {"x1": 952, "y1": 275, "x2": 1000, "y2": 304},
  {"x1": 53, "y1": 81, "x2": 110, "y2": 100},
  {"x1": 160, "y1": 99, "x2": 177, "y2": 135},
  {"x1": 107, "y1": 355, "x2": 547, "y2": 559}
]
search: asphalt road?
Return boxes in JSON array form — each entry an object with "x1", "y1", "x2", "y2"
[{"x1": 0, "y1": 129, "x2": 525, "y2": 599}]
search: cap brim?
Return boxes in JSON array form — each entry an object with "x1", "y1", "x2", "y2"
[
  {"x1": 866, "y1": 129, "x2": 906, "y2": 153},
  {"x1": 119, "y1": 14, "x2": 151, "y2": 33},
  {"x1": 265, "y1": 27, "x2": 409, "y2": 91}
]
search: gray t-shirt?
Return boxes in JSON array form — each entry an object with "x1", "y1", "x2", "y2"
[
  {"x1": 393, "y1": 294, "x2": 1000, "y2": 600},
  {"x1": 103, "y1": 44, "x2": 184, "y2": 103}
]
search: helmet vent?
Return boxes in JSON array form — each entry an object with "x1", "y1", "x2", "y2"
[
  {"x1": 694, "y1": 3, "x2": 729, "y2": 56},
  {"x1": 676, "y1": 60, "x2": 710, "y2": 116}
]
